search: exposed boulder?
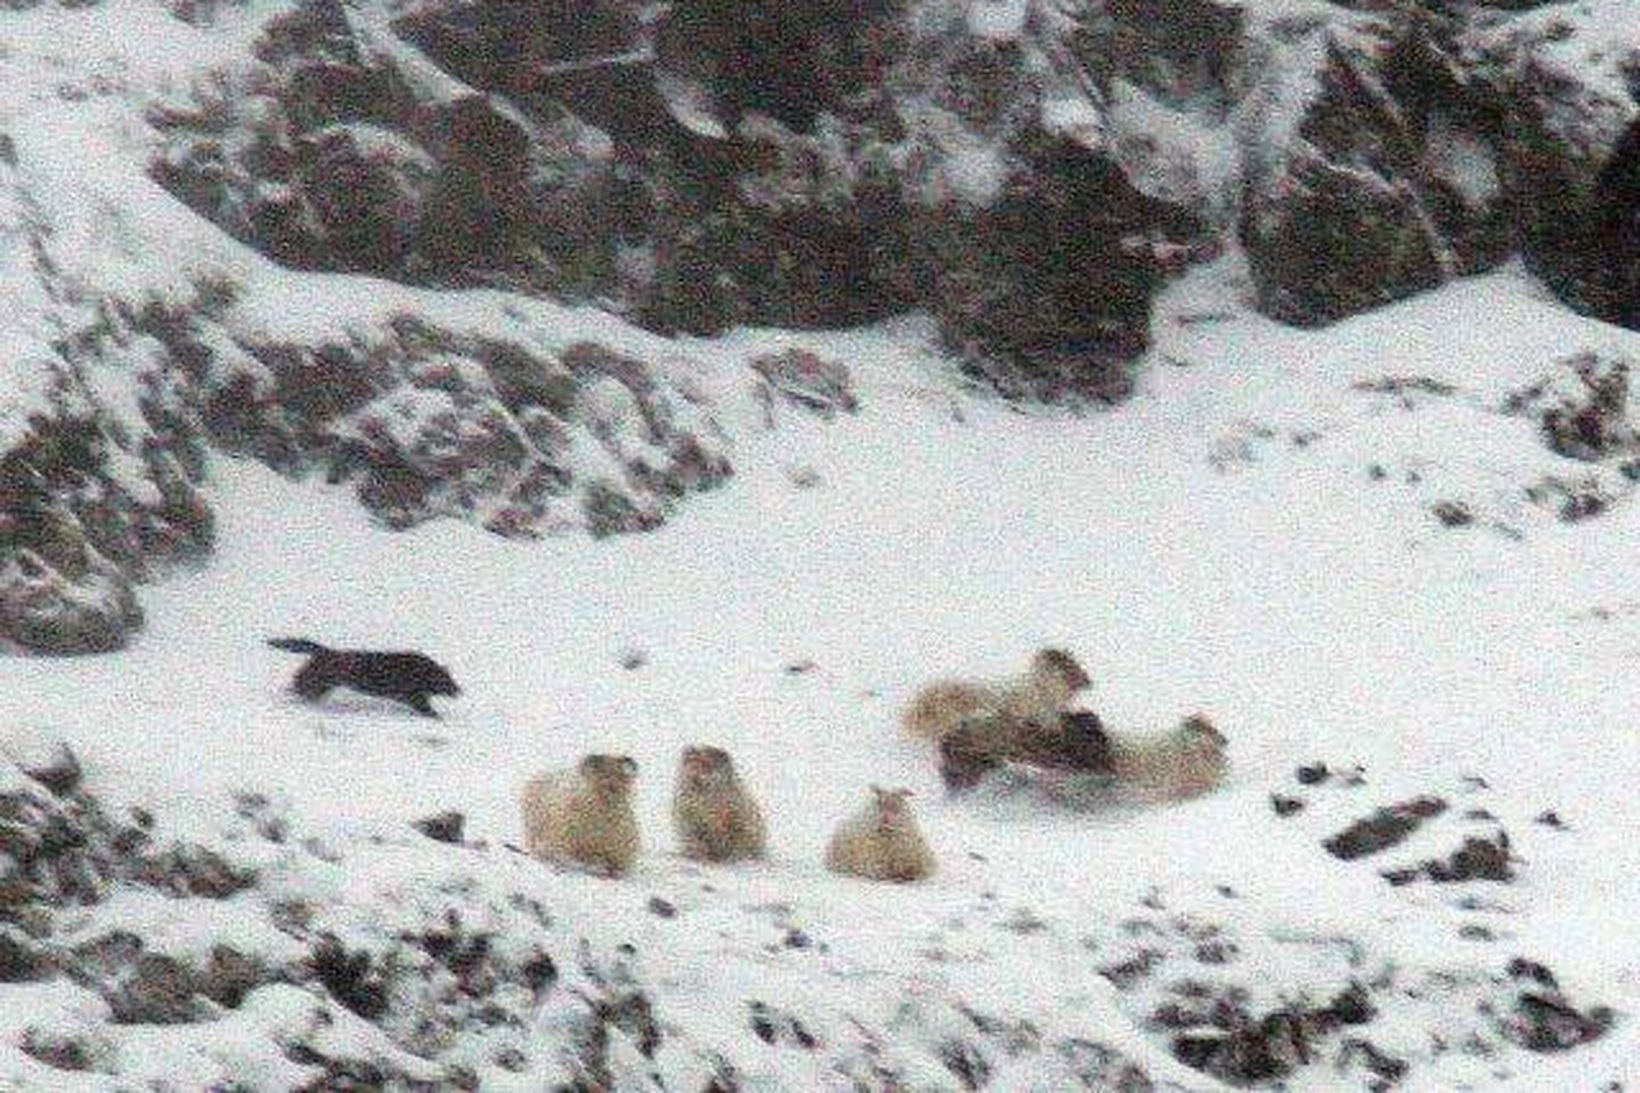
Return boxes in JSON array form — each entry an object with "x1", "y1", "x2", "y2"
[{"x1": 1464, "y1": 7, "x2": 1640, "y2": 328}]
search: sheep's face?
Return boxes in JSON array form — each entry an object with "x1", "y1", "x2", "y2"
[
  {"x1": 870, "y1": 786, "x2": 914, "y2": 830},
  {"x1": 1034, "y1": 648, "x2": 1091, "y2": 692},
  {"x1": 1180, "y1": 714, "x2": 1227, "y2": 748},
  {"x1": 679, "y1": 745, "x2": 734, "y2": 789},
  {"x1": 581, "y1": 754, "x2": 638, "y2": 796}
]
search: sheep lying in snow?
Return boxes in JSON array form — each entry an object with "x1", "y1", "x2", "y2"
[
  {"x1": 903, "y1": 647, "x2": 1091, "y2": 745},
  {"x1": 825, "y1": 786, "x2": 936, "y2": 883},
  {"x1": 1107, "y1": 714, "x2": 1228, "y2": 802},
  {"x1": 672, "y1": 745, "x2": 767, "y2": 863},
  {"x1": 520, "y1": 754, "x2": 640, "y2": 878}
]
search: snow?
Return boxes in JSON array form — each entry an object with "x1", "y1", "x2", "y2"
[
  {"x1": 965, "y1": 0, "x2": 1028, "y2": 43},
  {"x1": 0, "y1": 0, "x2": 1637, "y2": 1086},
  {"x1": 1, "y1": 255, "x2": 1639, "y2": 1086}
]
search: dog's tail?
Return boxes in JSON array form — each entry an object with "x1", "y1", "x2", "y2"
[{"x1": 268, "y1": 637, "x2": 329, "y2": 656}]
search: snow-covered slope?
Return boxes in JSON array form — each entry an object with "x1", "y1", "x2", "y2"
[{"x1": 2, "y1": 257, "x2": 1638, "y2": 1089}]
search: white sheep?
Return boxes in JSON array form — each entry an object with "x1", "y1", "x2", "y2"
[
  {"x1": 672, "y1": 744, "x2": 767, "y2": 863},
  {"x1": 1107, "y1": 714, "x2": 1229, "y2": 802},
  {"x1": 824, "y1": 786, "x2": 936, "y2": 883},
  {"x1": 902, "y1": 647, "x2": 1091, "y2": 745},
  {"x1": 520, "y1": 754, "x2": 640, "y2": 878}
]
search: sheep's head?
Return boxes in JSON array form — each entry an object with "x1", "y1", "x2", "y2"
[
  {"x1": 1179, "y1": 713, "x2": 1226, "y2": 749},
  {"x1": 581, "y1": 753, "x2": 638, "y2": 796},
  {"x1": 869, "y1": 785, "x2": 914, "y2": 830},
  {"x1": 1033, "y1": 647, "x2": 1091, "y2": 693},
  {"x1": 678, "y1": 744, "x2": 735, "y2": 788}
]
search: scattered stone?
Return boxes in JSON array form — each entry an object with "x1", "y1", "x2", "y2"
[
  {"x1": 1383, "y1": 831, "x2": 1515, "y2": 886},
  {"x1": 1433, "y1": 500, "x2": 1475, "y2": 527},
  {"x1": 106, "y1": 952, "x2": 203, "y2": 1025},
  {"x1": 1534, "y1": 810, "x2": 1567, "y2": 829},
  {"x1": 0, "y1": 928, "x2": 53, "y2": 981},
  {"x1": 10, "y1": 741, "x2": 82, "y2": 798},
  {"x1": 1295, "y1": 763, "x2": 1330, "y2": 786},
  {"x1": 20, "y1": 1027, "x2": 107, "y2": 1073},
  {"x1": 200, "y1": 943, "x2": 272, "y2": 1009},
  {"x1": 1323, "y1": 796, "x2": 1448, "y2": 860},
  {"x1": 616, "y1": 647, "x2": 649, "y2": 671},
  {"x1": 412, "y1": 810, "x2": 466, "y2": 845},
  {"x1": 232, "y1": 791, "x2": 289, "y2": 843},
  {"x1": 783, "y1": 659, "x2": 818, "y2": 675},
  {"x1": 1271, "y1": 794, "x2": 1305, "y2": 817},
  {"x1": 748, "y1": 1000, "x2": 819, "y2": 1051},
  {"x1": 1339, "y1": 1037, "x2": 1409, "y2": 1087},
  {"x1": 1499, "y1": 959, "x2": 1615, "y2": 1052},
  {"x1": 309, "y1": 934, "x2": 389, "y2": 1021},
  {"x1": 646, "y1": 896, "x2": 677, "y2": 919},
  {"x1": 750, "y1": 348, "x2": 859, "y2": 422}
]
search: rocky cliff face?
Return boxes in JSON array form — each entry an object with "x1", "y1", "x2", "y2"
[{"x1": 2, "y1": 0, "x2": 1638, "y2": 651}]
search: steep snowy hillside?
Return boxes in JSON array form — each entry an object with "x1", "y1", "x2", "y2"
[
  {"x1": 1, "y1": 257, "x2": 1638, "y2": 1089},
  {"x1": 1, "y1": 0, "x2": 1639, "y2": 1089}
]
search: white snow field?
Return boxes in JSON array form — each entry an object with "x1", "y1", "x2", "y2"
[{"x1": 2, "y1": 254, "x2": 1639, "y2": 1089}]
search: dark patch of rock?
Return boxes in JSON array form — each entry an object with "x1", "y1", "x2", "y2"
[
  {"x1": 750, "y1": 348, "x2": 859, "y2": 421},
  {"x1": 412, "y1": 810, "x2": 465, "y2": 844},
  {"x1": 1323, "y1": 796, "x2": 1448, "y2": 860},
  {"x1": 1382, "y1": 830, "x2": 1515, "y2": 886},
  {"x1": 1433, "y1": 499, "x2": 1475, "y2": 527},
  {"x1": 1295, "y1": 763, "x2": 1330, "y2": 786},
  {"x1": 310, "y1": 934, "x2": 390, "y2": 1021}
]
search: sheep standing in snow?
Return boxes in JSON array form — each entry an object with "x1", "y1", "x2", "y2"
[
  {"x1": 824, "y1": 786, "x2": 936, "y2": 883},
  {"x1": 902, "y1": 647, "x2": 1092, "y2": 745},
  {"x1": 671, "y1": 745, "x2": 767, "y2": 863},
  {"x1": 1106, "y1": 714, "x2": 1228, "y2": 802},
  {"x1": 520, "y1": 754, "x2": 640, "y2": 878}
]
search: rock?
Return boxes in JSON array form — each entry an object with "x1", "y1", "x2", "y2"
[
  {"x1": 6, "y1": 740, "x2": 82, "y2": 798},
  {"x1": 1295, "y1": 763, "x2": 1330, "y2": 786},
  {"x1": 200, "y1": 944, "x2": 274, "y2": 1009},
  {"x1": 19, "y1": 1027, "x2": 111, "y2": 1073},
  {"x1": 309, "y1": 933, "x2": 390, "y2": 1021},
  {"x1": 1239, "y1": 25, "x2": 1508, "y2": 327},
  {"x1": 412, "y1": 810, "x2": 466, "y2": 845},
  {"x1": 1323, "y1": 796, "x2": 1448, "y2": 860},
  {"x1": 1432, "y1": 499, "x2": 1475, "y2": 527},
  {"x1": 1383, "y1": 830, "x2": 1516, "y2": 886},
  {"x1": 750, "y1": 348, "x2": 858, "y2": 421},
  {"x1": 0, "y1": 927, "x2": 55, "y2": 982},
  {"x1": 1499, "y1": 959, "x2": 1615, "y2": 1052}
]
